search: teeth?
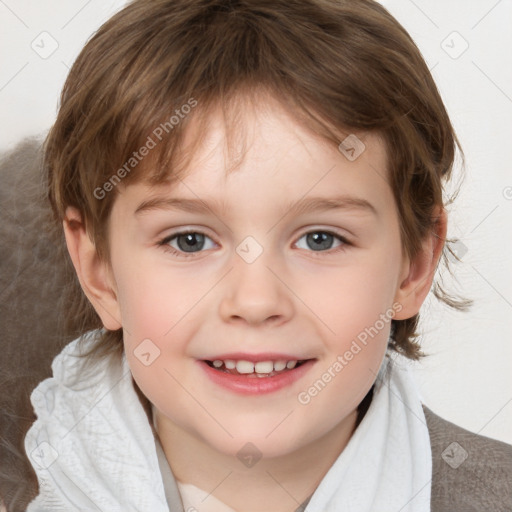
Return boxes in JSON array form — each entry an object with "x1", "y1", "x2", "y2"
[
  {"x1": 236, "y1": 361, "x2": 254, "y2": 374},
  {"x1": 209, "y1": 358, "x2": 301, "y2": 374},
  {"x1": 254, "y1": 361, "x2": 274, "y2": 374},
  {"x1": 273, "y1": 360, "x2": 287, "y2": 371}
]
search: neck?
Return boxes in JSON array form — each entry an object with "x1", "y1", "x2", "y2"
[
  {"x1": 153, "y1": 404, "x2": 368, "y2": 512},
  {"x1": 134, "y1": 377, "x2": 374, "y2": 512}
]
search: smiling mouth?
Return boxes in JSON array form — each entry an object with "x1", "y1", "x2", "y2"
[{"x1": 203, "y1": 359, "x2": 312, "y2": 378}]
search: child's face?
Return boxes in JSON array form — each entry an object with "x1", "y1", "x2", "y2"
[{"x1": 106, "y1": 97, "x2": 411, "y2": 458}]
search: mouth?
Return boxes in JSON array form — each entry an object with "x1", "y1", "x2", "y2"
[
  {"x1": 199, "y1": 356, "x2": 316, "y2": 395},
  {"x1": 203, "y1": 358, "x2": 311, "y2": 378}
]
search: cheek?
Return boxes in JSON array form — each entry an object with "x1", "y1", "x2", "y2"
[
  {"x1": 294, "y1": 259, "x2": 396, "y2": 410},
  {"x1": 115, "y1": 262, "x2": 206, "y2": 401},
  {"x1": 294, "y1": 277, "x2": 393, "y2": 442},
  {"x1": 301, "y1": 256, "x2": 399, "y2": 343},
  {"x1": 113, "y1": 259, "x2": 204, "y2": 339}
]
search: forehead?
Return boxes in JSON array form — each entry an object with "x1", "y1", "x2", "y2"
[
  {"x1": 147, "y1": 94, "x2": 387, "y2": 186},
  {"x1": 192, "y1": 93, "x2": 386, "y2": 163},
  {"x1": 116, "y1": 95, "x2": 392, "y2": 220}
]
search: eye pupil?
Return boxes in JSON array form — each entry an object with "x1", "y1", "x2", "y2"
[
  {"x1": 307, "y1": 232, "x2": 333, "y2": 250},
  {"x1": 178, "y1": 233, "x2": 204, "y2": 252}
]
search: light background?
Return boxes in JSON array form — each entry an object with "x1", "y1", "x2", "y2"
[{"x1": 1, "y1": 0, "x2": 511, "y2": 444}]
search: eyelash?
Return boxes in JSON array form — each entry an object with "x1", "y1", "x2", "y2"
[{"x1": 156, "y1": 229, "x2": 352, "y2": 259}]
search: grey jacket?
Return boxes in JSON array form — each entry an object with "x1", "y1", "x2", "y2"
[
  {"x1": 155, "y1": 405, "x2": 512, "y2": 512},
  {"x1": 423, "y1": 405, "x2": 512, "y2": 512}
]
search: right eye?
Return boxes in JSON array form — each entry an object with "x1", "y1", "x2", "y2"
[{"x1": 157, "y1": 230, "x2": 217, "y2": 258}]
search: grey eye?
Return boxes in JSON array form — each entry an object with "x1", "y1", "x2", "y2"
[
  {"x1": 165, "y1": 232, "x2": 215, "y2": 253},
  {"x1": 296, "y1": 231, "x2": 344, "y2": 252}
]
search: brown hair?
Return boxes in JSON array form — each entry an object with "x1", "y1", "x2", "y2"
[{"x1": 45, "y1": 0, "x2": 471, "y2": 365}]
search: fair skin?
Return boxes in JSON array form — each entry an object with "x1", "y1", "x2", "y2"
[{"x1": 64, "y1": 95, "x2": 446, "y2": 512}]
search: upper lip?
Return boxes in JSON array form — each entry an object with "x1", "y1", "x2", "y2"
[{"x1": 201, "y1": 352, "x2": 315, "y2": 362}]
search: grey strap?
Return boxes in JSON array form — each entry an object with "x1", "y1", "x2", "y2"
[{"x1": 155, "y1": 435, "x2": 186, "y2": 512}]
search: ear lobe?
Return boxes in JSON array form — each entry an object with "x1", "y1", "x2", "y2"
[
  {"x1": 63, "y1": 206, "x2": 122, "y2": 331},
  {"x1": 393, "y1": 207, "x2": 447, "y2": 320}
]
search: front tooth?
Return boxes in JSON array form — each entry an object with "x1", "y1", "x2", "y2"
[
  {"x1": 236, "y1": 360, "x2": 255, "y2": 374},
  {"x1": 225, "y1": 360, "x2": 236, "y2": 370},
  {"x1": 212, "y1": 360, "x2": 223, "y2": 368},
  {"x1": 273, "y1": 360, "x2": 287, "y2": 371},
  {"x1": 286, "y1": 360, "x2": 297, "y2": 369},
  {"x1": 255, "y1": 361, "x2": 274, "y2": 374}
]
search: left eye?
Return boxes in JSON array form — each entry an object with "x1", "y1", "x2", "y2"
[{"x1": 295, "y1": 231, "x2": 348, "y2": 252}]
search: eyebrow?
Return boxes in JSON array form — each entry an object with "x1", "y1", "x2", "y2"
[{"x1": 134, "y1": 194, "x2": 378, "y2": 217}]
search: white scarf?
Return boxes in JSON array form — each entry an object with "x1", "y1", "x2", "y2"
[{"x1": 25, "y1": 330, "x2": 432, "y2": 512}]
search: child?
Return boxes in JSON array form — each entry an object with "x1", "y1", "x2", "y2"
[{"x1": 20, "y1": 0, "x2": 511, "y2": 510}]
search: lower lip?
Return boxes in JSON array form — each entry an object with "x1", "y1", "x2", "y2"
[{"x1": 198, "y1": 359, "x2": 316, "y2": 395}]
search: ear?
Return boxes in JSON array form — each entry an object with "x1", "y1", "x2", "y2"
[
  {"x1": 393, "y1": 206, "x2": 447, "y2": 320},
  {"x1": 62, "y1": 206, "x2": 122, "y2": 331}
]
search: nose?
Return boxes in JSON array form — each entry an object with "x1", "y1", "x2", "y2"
[{"x1": 218, "y1": 250, "x2": 294, "y2": 327}]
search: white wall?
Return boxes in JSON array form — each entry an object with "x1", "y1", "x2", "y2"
[
  {"x1": 0, "y1": 1, "x2": 127, "y2": 150},
  {"x1": 1, "y1": 0, "x2": 511, "y2": 444},
  {"x1": 380, "y1": 0, "x2": 512, "y2": 445}
]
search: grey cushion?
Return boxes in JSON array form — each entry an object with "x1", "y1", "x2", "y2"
[{"x1": 0, "y1": 138, "x2": 76, "y2": 510}]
